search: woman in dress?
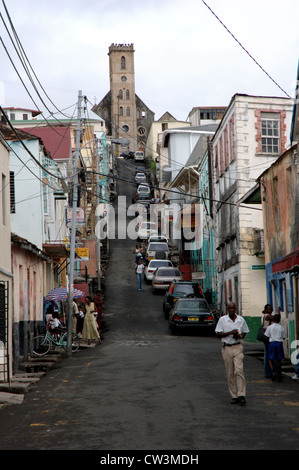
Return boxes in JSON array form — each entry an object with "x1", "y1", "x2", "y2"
[{"x1": 82, "y1": 296, "x2": 100, "y2": 345}]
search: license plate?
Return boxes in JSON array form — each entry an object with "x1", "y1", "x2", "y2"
[{"x1": 188, "y1": 317, "x2": 199, "y2": 321}]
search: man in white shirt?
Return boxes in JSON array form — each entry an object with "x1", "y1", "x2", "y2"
[{"x1": 215, "y1": 302, "x2": 250, "y2": 406}]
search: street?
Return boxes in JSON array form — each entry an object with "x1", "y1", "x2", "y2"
[{"x1": 0, "y1": 158, "x2": 299, "y2": 453}]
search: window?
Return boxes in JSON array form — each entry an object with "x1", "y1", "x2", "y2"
[
  {"x1": 10, "y1": 171, "x2": 15, "y2": 214},
  {"x1": 261, "y1": 113, "x2": 280, "y2": 154},
  {"x1": 10, "y1": 113, "x2": 15, "y2": 121},
  {"x1": 119, "y1": 106, "x2": 123, "y2": 116},
  {"x1": 126, "y1": 89, "x2": 130, "y2": 100},
  {"x1": 121, "y1": 56, "x2": 126, "y2": 69},
  {"x1": 118, "y1": 90, "x2": 123, "y2": 99},
  {"x1": 22, "y1": 114, "x2": 28, "y2": 120},
  {"x1": 126, "y1": 107, "x2": 130, "y2": 116}
]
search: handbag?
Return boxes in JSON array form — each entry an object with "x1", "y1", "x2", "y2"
[{"x1": 257, "y1": 326, "x2": 268, "y2": 343}]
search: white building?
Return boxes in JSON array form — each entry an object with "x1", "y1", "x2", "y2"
[{"x1": 212, "y1": 94, "x2": 293, "y2": 336}]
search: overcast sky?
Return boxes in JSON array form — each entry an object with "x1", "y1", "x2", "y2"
[{"x1": 1, "y1": 0, "x2": 298, "y2": 121}]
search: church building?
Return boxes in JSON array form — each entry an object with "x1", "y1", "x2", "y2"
[{"x1": 92, "y1": 44, "x2": 155, "y2": 153}]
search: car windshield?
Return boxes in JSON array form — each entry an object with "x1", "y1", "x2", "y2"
[
  {"x1": 149, "y1": 261, "x2": 171, "y2": 268},
  {"x1": 148, "y1": 243, "x2": 168, "y2": 251},
  {"x1": 173, "y1": 284, "x2": 200, "y2": 295},
  {"x1": 157, "y1": 268, "x2": 180, "y2": 277},
  {"x1": 175, "y1": 300, "x2": 210, "y2": 313}
]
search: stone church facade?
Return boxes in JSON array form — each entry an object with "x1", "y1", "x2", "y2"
[{"x1": 92, "y1": 44, "x2": 155, "y2": 153}]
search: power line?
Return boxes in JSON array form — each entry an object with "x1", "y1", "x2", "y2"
[
  {"x1": 201, "y1": 0, "x2": 291, "y2": 99},
  {"x1": 1, "y1": 0, "x2": 73, "y2": 120}
]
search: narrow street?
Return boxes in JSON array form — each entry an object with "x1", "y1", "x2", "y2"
[{"x1": 0, "y1": 158, "x2": 299, "y2": 453}]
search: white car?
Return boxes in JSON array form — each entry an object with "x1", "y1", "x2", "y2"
[
  {"x1": 135, "y1": 151, "x2": 144, "y2": 161},
  {"x1": 137, "y1": 184, "x2": 150, "y2": 195},
  {"x1": 137, "y1": 221, "x2": 158, "y2": 240},
  {"x1": 144, "y1": 259, "x2": 173, "y2": 284},
  {"x1": 146, "y1": 241, "x2": 170, "y2": 261},
  {"x1": 152, "y1": 267, "x2": 183, "y2": 293},
  {"x1": 148, "y1": 235, "x2": 169, "y2": 244}
]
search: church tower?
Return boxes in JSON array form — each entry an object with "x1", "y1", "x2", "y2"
[
  {"x1": 93, "y1": 44, "x2": 155, "y2": 153},
  {"x1": 109, "y1": 44, "x2": 137, "y2": 148}
]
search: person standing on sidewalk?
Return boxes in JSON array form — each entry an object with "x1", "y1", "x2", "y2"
[
  {"x1": 264, "y1": 314, "x2": 286, "y2": 382},
  {"x1": 135, "y1": 258, "x2": 145, "y2": 291},
  {"x1": 215, "y1": 302, "x2": 250, "y2": 406},
  {"x1": 262, "y1": 304, "x2": 280, "y2": 378},
  {"x1": 82, "y1": 296, "x2": 100, "y2": 345}
]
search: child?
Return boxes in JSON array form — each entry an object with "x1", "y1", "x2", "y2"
[
  {"x1": 48, "y1": 311, "x2": 67, "y2": 335},
  {"x1": 265, "y1": 315, "x2": 286, "y2": 382}
]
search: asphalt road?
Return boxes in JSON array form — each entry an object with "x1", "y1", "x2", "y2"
[{"x1": 0, "y1": 158, "x2": 299, "y2": 454}]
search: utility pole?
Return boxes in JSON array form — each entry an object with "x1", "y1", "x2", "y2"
[
  {"x1": 67, "y1": 90, "x2": 83, "y2": 357},
  {"x1": 96, "y1": 138, "x2": 101, "y2": 288}
]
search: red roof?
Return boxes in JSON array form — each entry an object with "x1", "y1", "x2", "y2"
[{"x1": 19, "y1": 126, "x2": 72, "y2": 160}]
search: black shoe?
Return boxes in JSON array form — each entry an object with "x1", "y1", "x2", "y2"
[
  {"x1": 271, "y1": 374, "x2": 277, "y2": 382},
  {"x1": 239, "y1": 396, "x2": 246, "y2": 406},
  {"x1": 231, "y1": 397, "x2": 240, "y2": 404}
]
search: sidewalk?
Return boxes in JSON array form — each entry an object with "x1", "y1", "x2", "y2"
[{"x1": 0, "y1": 340, "x2": 98, "y2": 407}]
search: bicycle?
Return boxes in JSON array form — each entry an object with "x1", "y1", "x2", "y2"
[{"x1": 32, "y1": 327, "x2": 81, "y2": 357}]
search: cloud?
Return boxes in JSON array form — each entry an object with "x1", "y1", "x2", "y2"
[{"x1": 1, "y1": 0, "x2": 298, "y2": 120}]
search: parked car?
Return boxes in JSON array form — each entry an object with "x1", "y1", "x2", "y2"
[
  {"x1": 121, "y1": 151, "x2": 134, "y2": 159},
  {"x1": 135, "y1": 166, "x2": 146, "y2": 174},
  {"x1": 146, "y1": 242, "x2": 170, "y2": 261},
  {"x1": 148, "y1": 235, "x2": 169, "y2": 244},
  {"x1": 135, "y1": 173, "x2": 147, "y2": 185},
  {"x1": 137, "y1": 221, "x2": 158, "y2": 240},
  {"x1": 163, "y1": 280, "x2": 204, "y2": 317},
  {"x1": 135, "y1": 150, "x2": 144, "y2": 161},
  {"x1": 136, "y1": 184, "x2": 150, "y2": 196},
  {"x1": 135, "y1": 193, "x2": 151, "y2": 208},
  {"x1": 152, "y1": 267, "x2": 183, "y2": 294},
  {"x1": 168, "y1": 298, "x2": 214, "y2": 335},
  {"x1": 144, "y1": 259, "x2": 173, "y2": 284}
]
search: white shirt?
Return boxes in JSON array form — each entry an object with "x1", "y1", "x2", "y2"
[
  {"x1": 265, "y1": 323, "x2": 286, "y2": 342},
  {"x1": 48, "y1": 317, "x2": 62, "y2": 330},
  {"x1": 215, "y1": 314, "x2": 250, "y2": 344},
  {"x1": 136, "y1": 263, "x2": 145, "y2": 274}
]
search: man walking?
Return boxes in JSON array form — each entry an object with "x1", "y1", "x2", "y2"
[
  {"x1": 215, "y1": 302, "x2": 250, "y2": 406},
  {"x1": 135, "y1": 258, "x2": 145, "y2": 291}
]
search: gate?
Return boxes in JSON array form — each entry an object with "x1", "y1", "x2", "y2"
[{"x1": 0, "y1": 281, "x2": 9, "y2": 383}]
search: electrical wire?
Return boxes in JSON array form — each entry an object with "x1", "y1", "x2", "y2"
[
  {"x1": 201, "y1": 0, "x2": 291, "y2": 99},
  {"x1": 1, "y1": 0, "x2": 75, "y2": 121}
]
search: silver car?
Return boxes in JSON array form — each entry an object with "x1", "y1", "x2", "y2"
[
  {"x1": 144, "y1": 259, "x2": 173, "y2": 284},
  {"x1": 152, "y1": 267, "x2": 183, "y2": 294}
]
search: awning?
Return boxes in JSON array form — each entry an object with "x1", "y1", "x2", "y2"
[
  {"x1": 43, "y1": 243, "x2": 69, "y2": 259},
  {"x1": 272, "y1": 247, "x2": 299, "y2": 274}
]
